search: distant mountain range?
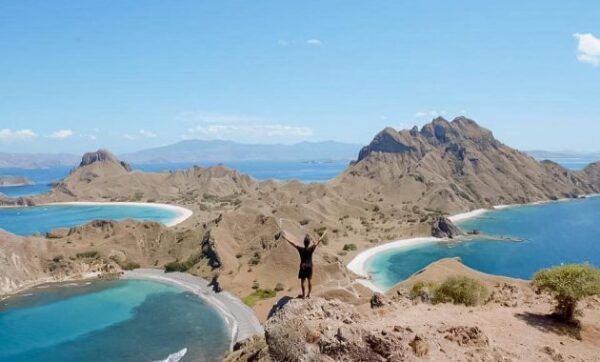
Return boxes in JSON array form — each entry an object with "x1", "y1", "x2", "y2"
[
  {"x1": 0, "y1": 152, "x2": 80, "y2": 169},
  {"x1": 119, "y1": 140, "x2": 362, "y2": 164},
  {"x1": 526, "y1": 150, "x2": 600, "y2": 160},
  {"x1": 0, "y1": 140, "x2": 362, "y2": 168}
]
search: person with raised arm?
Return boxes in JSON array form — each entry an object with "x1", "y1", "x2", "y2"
[{"x1": 280, "y1": 230, "x2": 326, "y2": 299}]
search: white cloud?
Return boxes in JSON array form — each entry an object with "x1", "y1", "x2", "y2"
[
  {"x1": 0, "y1": 128, "x2": 37, "y2": 141},
  {"x1": 139, "y1": 129, "x2": 157, "y2": 138},
  {"x1": 306, "y1": 39, "x2": 322, "y2": 46},
  {"x1": 181, "y1": 112, "x2": 313, "y2": 140},
  {"x1": 415, "y1": 110, "x2": 446, "y2": 118},
  {"x1": 188, "y1": 124, "x2": 312, "y2": 138},
  {"x1": 177, "y1": 111, "x2": 262, "y2": 125},
  {"x1": 278, "y1": 40, "x2": 290, "y2": 46},
  {"x1": 574, "y1": 33, "x2": 600, "y2": 66},
  {"x1": 123, "y1": 134, "x2": 136, "y2": 140},
  {"x1": 48, "y1": 129, "x2": 74, "y2": 140}
]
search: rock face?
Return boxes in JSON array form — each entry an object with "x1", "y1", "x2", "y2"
[
  {"x1": 430, "y1": 215, "x2": 463, "y2": 238},
  {"x1": 582, "y1": 162, "x2": 600, "y2": 189},
  {"x1": 264, "y1": 298, "x2": 408, "y2": 361},
  {"x1": 80, "y1": 149, "x2": 131, "y2": 171},
  {"x1": 0, "y1": 176, "x2": 32, "y2": 187},
  {"x1": 339, "y1": 117, "x2": 599, "y2": 214}
]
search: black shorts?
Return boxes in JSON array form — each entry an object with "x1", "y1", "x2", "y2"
[{"x1": 298, "y1": 264, "x2": 313, "y2": 279}]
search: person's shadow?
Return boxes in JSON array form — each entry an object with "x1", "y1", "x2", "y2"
[{"x1": 268, "y1": 296, "x2": 293, "y2": 319}]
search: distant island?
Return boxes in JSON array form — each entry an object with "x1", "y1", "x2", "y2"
[
  {"x1": 119, "y1": 139, "x2": 362, "y2": 164},
  {"x1": 0, "y1": 175, "x2": 32, "y2": 187},
  {"x1": 526, "y1": 150, "x2": 600, "y2": 160}
]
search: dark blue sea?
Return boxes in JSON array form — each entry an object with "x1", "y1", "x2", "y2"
[{"x1": 366, "y1": 196, "x2": 600, "y2": 290}]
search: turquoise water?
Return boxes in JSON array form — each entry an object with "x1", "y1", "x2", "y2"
[
  {"x1": 0, "y1": 204, "x2": 178, "y2": 236},
  {"x1": 0, "y1": 280, "x2": 229, "y2": 361},
  {"x1": 366, "y1": 196, "x2": 600, "y2": 290}
]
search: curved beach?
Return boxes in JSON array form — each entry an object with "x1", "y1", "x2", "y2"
[
  {"x1": 123, "y1": 269, "x2": 263, "y2": 349},
  {"x1": 43, "y1": 201, "x2": 193, "y2": 227},
  {"x1": 348, "y1": 194, "x2": 600, "y2": 293}
]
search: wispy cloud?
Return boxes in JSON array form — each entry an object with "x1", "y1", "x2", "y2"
[
  {"x1": 276, "y1": 39, "x2": 323, "y2": 47},
  {"x1": 139, "y1": 129, "x2": 157, "y2": 138},
  {"x1": 123, "y1": 134, "x2": 136, "y2": 140},
  {"x1": 48, "y1": 129, "x2": 74, "y2": 140},
  {"x1": 0, "y1": 128, "x2": 37, "y2": 141},
  {"x1": 188, "y1": 124, "x2": 312, "y2": 137},
  {"x1": 181, "y1": 112, "x2": 313, "y2": 140},
  {"x1": 574, "y1": 33, "x2": 600, "y2": 66},
  {"x1": 415, "y1": 110, "x2": 447, "y2": 118}
]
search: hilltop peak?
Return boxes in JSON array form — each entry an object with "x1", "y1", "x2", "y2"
[
  {"x1": 357, "y1": 117, "x2": 496, "y2": 162},
  {"x1": 80, "y1": 149, "x2": 131, "y2": 171}
]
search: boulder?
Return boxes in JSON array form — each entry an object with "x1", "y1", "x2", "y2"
[{"x1": 430, "y1": 216, "x2": 463, "y2": 239}]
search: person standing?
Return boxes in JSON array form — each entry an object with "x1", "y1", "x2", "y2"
[{"x1": 281, "y1": 231, "x2": 326, "y2": 299}]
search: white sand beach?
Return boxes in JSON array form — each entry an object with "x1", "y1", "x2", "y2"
[
  {"x1": 43, "y1": 201, "x2": 193, "y2": 227},
  {"x1": 123, "y1": 269, "x2": 263, "y2": 349},
  {"x1": 347, "y1": 237, "x2": 439, "y2": 279},
  {"x1": 347, "y1": 195, "x2": 600, "y2": 293}
]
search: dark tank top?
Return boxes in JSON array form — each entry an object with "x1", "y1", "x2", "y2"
[{"x1": 297, "y1": 245, "x2": 316, "y2": 267}]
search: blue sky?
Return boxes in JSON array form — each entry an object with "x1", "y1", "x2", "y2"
[{"x1": 1, "y1": 1, "x2": 599, "y2": 154}]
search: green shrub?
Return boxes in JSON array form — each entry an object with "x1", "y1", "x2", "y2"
[
  {"x1": 242, "y1": 289, "x2": 276, "y2": 307},
  {"x1": 274, "y1": 283, "x2": 285, "y2": 292},
  {"x1": 343, "y1": 243, "x2": 357, "y2": 251},
  {"x1": 533, "y1": 264, "x2": 600, "y2": 322},
  {"x1": 410, "y1": 281, "x2": 437, "y2": 300},
  {"x1": 110, "y1": 256, "x2": 140, "y2": 271},
  {"x1": 133, "y1": 191, "x2": 144, "y2": 201},
  {"x1": 249, "y1": 252, "x2": 261, "y2": 266},
  {"x1": 164, "y1": 253, "x2": 203, "y2": 272},
  {"x1": 432, "y1": 276, "x2": 488, "y2": 306},
  {"x1": 76, "y1": 251, "x2": 99, "y2": 259}
]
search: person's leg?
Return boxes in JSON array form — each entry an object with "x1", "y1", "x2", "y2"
[
  {"x1": 307, "y1": 277, "x2": 312, "y2": 298},
  {"x1": 300, "y1": 278, "x2": 306, "y2": 298}
]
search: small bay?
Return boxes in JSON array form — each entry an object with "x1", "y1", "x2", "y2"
[{"x1": 366, "y1": 196, "x2": 600, "y2": 290}]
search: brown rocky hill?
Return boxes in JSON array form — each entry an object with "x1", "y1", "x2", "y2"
[
  {"x1": 42, "y1": 149, "x2": 257, "y2": 203},
  {"x1": 335, "y1": 117, "x2": 599, "y2": 214}
]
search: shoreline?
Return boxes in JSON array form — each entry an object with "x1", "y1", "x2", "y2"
[
  {"x1": 42, "y1": 201, "x2": 193, "y2": 227},
  {"x1": 123, "y1": 269, "x2": 263, "y2": 350},
  {"x1": 348, "y1": 193, "x2": 600, "y2": 293}
]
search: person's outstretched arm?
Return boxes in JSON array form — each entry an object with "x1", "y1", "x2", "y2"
[
  {"x1": 314, "y1": 231, "x2": 328, "y2": 248},
  {"x1": 281, "y1": 231, "x2": 299, "y2": 249}
]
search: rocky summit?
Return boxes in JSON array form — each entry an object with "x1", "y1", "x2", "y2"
[
  {"x1": 341, "y1": 117, "x2": 599, "y2": 214},
  {"x1": 80, "y1": 149, "x2": 132, "y2": 171}
]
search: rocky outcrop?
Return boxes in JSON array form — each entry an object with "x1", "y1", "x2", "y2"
[
  {"x1": 0, "y1": 176, "x2": 32, "y2": 187},
  {"x1": 430, "y1": 215, "x2": 463, "y2": 238},
  {"x1": 340, "y1": 117, "x2": 599, "y2": 214},
  {"x1": 264, "y1": 298, "x2": 409, "y2": 361},
  {"x1": 201, "y1": 230, "x2": 222, "y2": 269},
  {"x1": 441, "y1": 326, "x2": 489, "y2": 347},
  {"x1": 80, "y1": 149, "x2": 131, "y2": 171}
]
